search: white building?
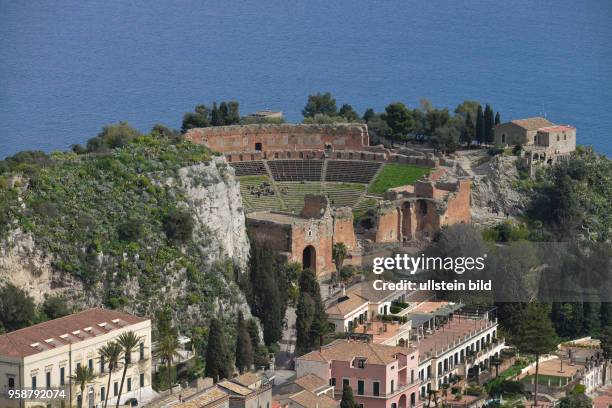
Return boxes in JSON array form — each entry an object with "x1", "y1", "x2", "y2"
[{"x1": 0, "y1": 308, "x2": 153, "y2": 408}]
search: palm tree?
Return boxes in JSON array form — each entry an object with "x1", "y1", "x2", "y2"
[
  {"x1": 158, "y1": 334, "x2": 181, "y2": 393},
  {"x1": 98, "y1": 341, "x2": 123, "y2": 408},
  {"x1": 115, "y1": 331, "x2": 143, "y2": 408},
  {"x1": 69, "y1": 365, "x2": 96, "y2": 408}
]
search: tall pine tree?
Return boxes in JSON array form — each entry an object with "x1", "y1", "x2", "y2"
[
  {"x1": 463, "y1": 112, "x2": 475, "y2": 146},
  {"x1": 205, "y1": 318, "x2": 232, "y2": 381},
  {"x1": 235, "y1": 311, "x2": 254, "y2": 373},
  {"x1": 475, "y1": 105, "x2": 484, "y2": 145},
  {"x1": 601, "y1": 302, "x2": 612, "y2": 328},
  {"x1": 494, "y1": 111, "x2": 501, "y2": 126},
  {"x1": 513, "y1": 303, "x2": 558, "y2": 407},
  {"x1": 484, "y1": 104, "x2": 494, "y2": 144}
]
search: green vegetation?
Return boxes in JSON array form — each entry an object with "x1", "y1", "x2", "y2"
[
  {"x1": 0, "y1": 128, "x2": 254, "y2": 341},
  {"x1": 181, "y1": 101, "x2": 240, "y2": 132},
  {"x1": 368, "y1": 163, "x2": 431, "y2": 195},
  {"x1": 204, "y1": 318, "x2": 232, "y2": 381},
  {"x1": 353, "y1": 197, "x2": 378, "y2": 222},
  {"x1": 340, "y1": 385, "x2": 358, "y2": 408},
  {"x1": 512, "y1": 303, "x2": 558, "y2": 406},
  {"x1": 521, "y1": 374, "x2": 568, "y2": 387},
  {"x1": 296, "y1": 268, "x2": 328, "y2": 355},
  {"x1": 235, "y1": 311, "x2": 254, "y2": 374},
  {"x1": 0, "y1": 283, "x2": 36, "y2": 332}
]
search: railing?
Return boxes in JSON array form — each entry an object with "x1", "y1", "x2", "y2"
[{"x1": 334, "y1": 380, "x2": 421, "y2": 399}]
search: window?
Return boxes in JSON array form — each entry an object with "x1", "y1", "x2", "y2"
[
  {"x1": 140, "y1": 373, "x2": 145, "y2": 388},
  {"x1": 46, "y1": 371, "x2": 51, "y2": 389},
  {"x1": 391, "y1": 379, "x2": 394, "y2": 393},
  {"x1": 357, "y1": 359, "x2": 365, "y2": 368},
  {"x1": 127, "y1": 377, "x2": 132, "y2": 392},
  {"x1": 411, "y1": 369, "x2": 414, "y2": 383},
  {"x1": 114, "y1": 382, "x2": 118, "y2": 396},
  {"x1": 76, "y1": 362, "x2": 81, "y2": 371},
  {"x1": 60, "y1": 367, "x2": 65, "y2": 386},
  {"x1": 140, "y1": 342, "x2": 145, "y2": 360},
  {"x1": 255, "y1": 142, "x2": 262, "y2": 151},
  {"x1": 343, "y1": 379, "x2": 350, "y2": 389},
  {"x1": 88, "y1": 358, "x2": 93, "y2": 371},
  {"x1": 101, "y1": 387, "x2": 105, "y2": 402},
  {"x1": 357, "y1": 380, "x2": 364, "y2": 395},
  {"x1": 557, "y1": 135, "x2": 560, "y2": 142},
  {"x1": 373, "y1": 381, "x2": 380, "y2": 396},
  {"x1": 32, "y1": 376, "x2": 37, "y2": 390},
  {"x1": 8, "y1": 377, "x2": 15, "y2": 389},
  {"x1": 330, "y1": 378, "x2": 336, "y2": 386},
  {"x1": 391, "y1": 404, "x2": 397, "y2": 408},
  {"x1": 411, "y1": 392, "x2": 416, "y2": 407}
]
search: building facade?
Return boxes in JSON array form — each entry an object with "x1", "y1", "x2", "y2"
[
  {"x1": 296, "y1": 340, "x2": 422, "y2": 408},
  {"x1": 0, "y1": 308, "x2": 152, "y2": 408}
]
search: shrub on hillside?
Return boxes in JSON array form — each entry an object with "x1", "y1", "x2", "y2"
[{"x1": 163, "y1": 209, "x2": 194, "y2": 243}]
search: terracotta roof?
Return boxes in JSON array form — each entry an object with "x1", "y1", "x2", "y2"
[
  {"x1": 0, "y1": 308, "x2": 148, "y2": 358},
  {"x1": 233, "y1": 372, "x2": 260, "y2": 388},
  {"x1": 537, "y1": 125, "x2": 575, "y2": 133},
  {"x1": 289, "y1": 390, "x2": 339, "y2": 408},
  {"x1": 325, "y1": 293, "x2": 368, "y2": 317},
  {"x1": 178, "y1": 387, "x2": 229, "y2": 407},
  {"x1": 298, "y1": 339, "x2": 410, "y2": 365},
  {"x1": 294, "y1": 374, "x2": 329, "y2": 393},
  {"x1": 217, "y1": 380, "x2": 253, "y2": 396},
  {"x1": 348, "y1": 281, "x2": 401, "y2": 303},
  {"x1": 509, "y1": 117, "x2": 554, "y2": 130}
]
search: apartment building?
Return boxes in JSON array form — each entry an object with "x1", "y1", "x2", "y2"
[
  {"x1": 0, "y1": 308, "x2": 152, "y2": 408},
  {"x1": 296, "y1": 340, "x2": 421, "y2": 408},
  {"x1": 411, "y1": 309, "x2": 504, "y2": 398}
]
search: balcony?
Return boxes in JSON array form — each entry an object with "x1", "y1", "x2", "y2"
[{"x1": 334, "y1": 380, "x2": 421, "y2": 400}]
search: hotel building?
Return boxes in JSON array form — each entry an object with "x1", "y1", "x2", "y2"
[{"x1": 0, "y1": 308, "x2": 152, "y2": 408}]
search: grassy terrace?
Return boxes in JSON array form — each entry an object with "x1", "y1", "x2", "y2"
[
  {"x1": 368, "y1": 163, "x2": 431, "y2": 195},
  {"x1": 238, "y1": 175, "x2": 283, "y2": 212}
]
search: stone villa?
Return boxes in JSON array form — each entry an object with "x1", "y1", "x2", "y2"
[{"x1": 493, "y1": 117, "x2": 576, "y2": 164}]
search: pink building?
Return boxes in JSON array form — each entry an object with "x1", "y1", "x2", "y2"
[{"x1": 296, "y1": 340, "x2": 422, "y2": 408}]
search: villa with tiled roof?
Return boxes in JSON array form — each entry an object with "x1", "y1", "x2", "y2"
[
  {"x1": 296, "y1": 339, "x2": 421, "y2": 408},
  {"x1": 0, "y1": 308, "x2": 153, "y2": 408}
]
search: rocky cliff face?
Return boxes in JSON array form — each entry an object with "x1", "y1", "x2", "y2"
[
  {"x1": 0, "y1": 148, "x2": 252, "y2": 330},
  {"x1": 168, "y1": 158, "x2": 249, "y2": 269}
]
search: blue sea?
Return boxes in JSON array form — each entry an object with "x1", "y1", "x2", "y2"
[{"x1": 1, "y1": 0, "x2": 611, "y2": 159}]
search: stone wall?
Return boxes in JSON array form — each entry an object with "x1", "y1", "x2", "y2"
[{"x1": 186, "y1": 123, "x2": 369, "y2": 153}]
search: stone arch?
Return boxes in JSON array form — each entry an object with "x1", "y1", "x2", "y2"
[
  {"x1": 302, "y1": 245, "x2": 316, "y2": 271},
  {"x1": 398, "y1": 394, "x2": 407, "y2": 408}
]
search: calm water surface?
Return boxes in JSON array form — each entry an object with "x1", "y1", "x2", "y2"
[{"x1": 1, "y1": 0, "x2": 611, "y2": 158}]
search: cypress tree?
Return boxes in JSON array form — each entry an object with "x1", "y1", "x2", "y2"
[
  {"x1": 226, "y1": 101, "x2": 240, "y2": 124},
  {"x1": 340, "y1": 385, "x2": 358, "y2": 408},
  {"x1": 219, "y1": 102, "x2": 229, "y2": 125},
  {"x1": 495, "y1": 111, "x2": 501, "y2": 125},
  {"x1": 475, "y1": 105, "x2": 484, "y2": 145},
  {"x1": 463, "y1": 112, "x2": 475, "y2": 145},
  {"x1": 484, "y1": 104, "x2": 494, "y2": 144},
  {"x1": 211, "y1": 102, "x2": 223, "y2": 126},
  {"x1": 247, "y1": 319, "x2": 261, "y2": 351},
  {"x1": 296, "y1": 269, "x2": 328, "y2": 355},
  {"x1": 513, "y1": 303, "x2": 558, "y2": 407},
  {"x1": 235, "y1": 311, "x2": 254, "y2": 373},
  {"x1": 205, "y1": 318, "x2": 231, "y2": 381}
]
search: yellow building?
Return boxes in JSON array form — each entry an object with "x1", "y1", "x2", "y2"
[{"x1": 0, "y1": 308, "x2": 152, "y2": 408}]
